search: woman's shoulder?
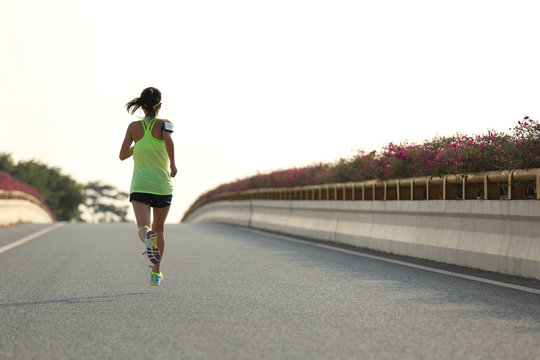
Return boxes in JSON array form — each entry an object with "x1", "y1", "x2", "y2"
[
  {"x1": 128, "y1": 120, "x2": 142, "y2": 127},
  {"x1": 156, "y1": 118, "x2": 173, "y2": 124},
  {"x1": 126, "y1": 120, "x2": 144, "y2": 135}
]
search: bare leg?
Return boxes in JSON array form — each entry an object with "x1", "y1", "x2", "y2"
[
  {"x1": 151, "y1": 205, "x2": 171, "y2": 273},
  {"x1": 132, "y1": 201, "x2": 151, "y2": 243}
]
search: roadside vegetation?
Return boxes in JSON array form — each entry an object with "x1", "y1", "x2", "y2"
[
  {"x1": 0, "y1": 153, "x2": 128, "y2": 222},
  {"x1": 193, "y1": 117, "x2": 540, "y2": 204}
]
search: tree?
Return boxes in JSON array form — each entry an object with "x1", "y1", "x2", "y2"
[
  {"x1": 79, "y1": 181, "x2": 130, "y2": 223},
  {"x1": 0, "y1": 153, "x2": 15, "y2": 174},
  {"x1": 0, "y1": 153, "x2": 84, "y2": 221}
]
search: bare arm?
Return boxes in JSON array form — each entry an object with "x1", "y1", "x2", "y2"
[
  {"x1": 119, "y1": 124, "x2": 134, "y2": 161},
  {"x1": 162, "y1": 126, "x2": 177, "y2": 177}
]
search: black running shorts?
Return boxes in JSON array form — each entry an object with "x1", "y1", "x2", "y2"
[{"x1": 129, "y1": 192, "x2": 172, "y2": 208}]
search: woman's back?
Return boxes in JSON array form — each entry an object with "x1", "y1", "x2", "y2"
[{"x1": 130, "y1": 117, "x2": 173, "y2": 195}]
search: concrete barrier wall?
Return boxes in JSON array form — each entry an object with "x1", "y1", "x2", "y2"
[
  {"x1": 187, "y1": 201, "x2": 252, "y2": 227},
  {"x1": 185, "y1": 200, "x2": 540, "y2": 280},
  {"x1": 0, "y1": 199, "x2": 54, "y2": 226}
]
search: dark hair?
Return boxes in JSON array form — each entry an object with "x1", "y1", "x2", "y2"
[{"x1": 126, "y1": 87, "x2": 162, "y2": 118}]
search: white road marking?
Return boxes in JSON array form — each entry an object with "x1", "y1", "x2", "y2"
[
  {"x1": 247, "y1": 228, "x2": 540, "y2": 295},
  {"x1": 0, "y1": 222, "x2": 65, "y2": 255}
]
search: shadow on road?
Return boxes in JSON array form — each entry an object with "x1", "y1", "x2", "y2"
[{"x1": 0, "y1": 292, "x2": 149, "y2": 307}]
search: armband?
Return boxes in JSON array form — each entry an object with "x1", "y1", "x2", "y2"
[{"x1": 161, "y1": 121, "x2": 174, "y2": 133}]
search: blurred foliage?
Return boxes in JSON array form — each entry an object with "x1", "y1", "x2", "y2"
[
  {"x1": 0, "y1": 153, "x2": 130, "y2": 222},
  {"x1": 79, "y1": 181, "x2": 129, "y2": 223},
  {"x1": 0, "y1": 153, "x2": 84, "y2": 220}
]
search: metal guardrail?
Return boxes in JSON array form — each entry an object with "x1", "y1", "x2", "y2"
[
  {"x1": 0, "y1": 189, "x2": 56, "y2": 222},
  {"x1": 183, "y1": 168, "x2": 540, "y2": 220}
]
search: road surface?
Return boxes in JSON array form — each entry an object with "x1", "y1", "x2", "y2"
[{"x1": 1, "y1": 222, "x2": 539, "y2": 359}]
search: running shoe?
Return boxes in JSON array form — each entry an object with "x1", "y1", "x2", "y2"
[
  {"x1": 144, "y1": 230, "x2": 161, "y2": 264},
  {"x1": 150, "y1": 271, "x2": 163, "y2": 286}
]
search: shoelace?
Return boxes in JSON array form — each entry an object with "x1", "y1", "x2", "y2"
[{"x1": 141, "y1": 250, "x2": 155, "y2": 268}]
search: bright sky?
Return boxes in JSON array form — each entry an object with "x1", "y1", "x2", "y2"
[{"x1": 2, "y1": 0, "x2": 540, "y2": 223}]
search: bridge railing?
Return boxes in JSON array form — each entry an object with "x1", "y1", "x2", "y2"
[{"x1": 184, "y1": 168, "x2": 540, "y2": 220}]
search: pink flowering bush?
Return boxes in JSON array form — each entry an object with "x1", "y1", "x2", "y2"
[
  {"x1": 508, "y1": 117, "x2": 540, "y2": 169},
  {"x1": 209, "y1": 163, "x2": 332, "y2": 194},
  {"x1": 379, "y1": 119, "x2": 540, "y2": 178},
  {"x1": 0, "y1": 172, "x2": 45, "y2": 200},
  {"x1": 380, "y1": 130, "x2": 515, "y2": 178},
  {"x1": 194, "y1": 118, "x2": 540, "y2": 204}
]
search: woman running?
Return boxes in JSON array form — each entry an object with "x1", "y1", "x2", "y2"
[{"x1": 119, "y1": 87, "x2": 177, "y2": 286}]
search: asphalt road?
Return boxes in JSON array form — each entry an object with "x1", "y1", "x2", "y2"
[{"x1": 1, "y1": 222, "x2": 539, "y2": 360}]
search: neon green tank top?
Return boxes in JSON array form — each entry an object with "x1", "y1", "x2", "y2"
[{"x1": 130, "y1": 117, "x2": 173, "y2": 195}]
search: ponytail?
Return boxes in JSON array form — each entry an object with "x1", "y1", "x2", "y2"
[{"x1": 126, "y1": 87, "x2": 162, "y2": 118}]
